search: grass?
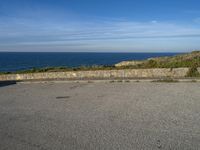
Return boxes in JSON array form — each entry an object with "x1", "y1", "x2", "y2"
[
  {"x1": 0, "y1": 65, "x2": 116, "y2": 75},
  {"x1": 109, "y1": 80, "x2": 115, "y2": 83},
  {"x1": 135, "y1": 57, "x2": 200, "y2": 69},
  {"x1": 116, "y1": 51, "x2": 200, "y2": 69},
  {"x1": 191, "y1": 80, "x2": 197, "y2": 82},
  {"x1": 0, "y1": 72, "x2": 11, "y2": 75}
]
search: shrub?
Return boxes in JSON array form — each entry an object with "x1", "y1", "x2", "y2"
[
  {"x1": 143, "y1": 60, "x2": 158, "y2": 68},
  {"x1": 186, "y1": 63, "x2": 200, "y2": 77}
]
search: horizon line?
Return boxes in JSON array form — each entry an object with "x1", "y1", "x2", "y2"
[{"x1": 0, "y1": 51, "x2": 189, "y2": 53}]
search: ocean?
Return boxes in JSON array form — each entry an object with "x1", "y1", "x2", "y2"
[{"x1": 0, "y1": 52, "x2": 180, "y2": 72}]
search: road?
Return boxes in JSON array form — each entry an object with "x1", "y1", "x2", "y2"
[{"x1": 0, "y1": 81, "x2": 200, "y2": 150}]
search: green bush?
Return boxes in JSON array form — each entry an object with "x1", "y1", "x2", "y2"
[{"x1": 186, "y1": 63, "x2": 200, "y2": 77}]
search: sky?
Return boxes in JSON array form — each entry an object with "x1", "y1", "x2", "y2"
[{"x1": 0, "y1": 0, "x2": 200, "y2": 52}]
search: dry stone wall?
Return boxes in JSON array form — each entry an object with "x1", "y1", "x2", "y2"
[{"x1": 0, "y1": 68, "x2": 198, "y2": 81}]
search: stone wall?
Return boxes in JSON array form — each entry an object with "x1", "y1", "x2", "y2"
[{"x1": 0, "y1": 68, "x2": 196, "y2": 81}]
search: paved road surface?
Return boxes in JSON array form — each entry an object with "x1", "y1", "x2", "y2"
[{"x1": 0, "y1": 82, "x2": 200, "y2": 150}]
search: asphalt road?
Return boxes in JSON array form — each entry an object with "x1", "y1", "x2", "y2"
[{"x1": 0, "y1": 82, "x2": 200, "y2": 150}]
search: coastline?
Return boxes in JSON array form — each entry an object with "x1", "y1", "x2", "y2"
[
  {"x1": 0, "y1": 52, "x2": 179, "y2": 72},
  {"x1": 1, "y1": 51, "x2": 200, "y2": 81}
]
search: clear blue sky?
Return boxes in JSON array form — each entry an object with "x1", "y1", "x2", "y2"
[{"x1": 0, "y1": 0, "x2": 200, "y2": 52}]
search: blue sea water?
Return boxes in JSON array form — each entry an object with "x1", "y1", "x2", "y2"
[{"x1": 0, "y1": 52, "x2": 181, "y2": 72}]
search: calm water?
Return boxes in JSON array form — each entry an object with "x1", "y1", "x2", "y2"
[{"x1": 0, "y1": 52, "x2": 180, "y2": 72}]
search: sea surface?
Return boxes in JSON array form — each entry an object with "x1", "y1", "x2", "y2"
[{"x1": 0, "y1": 52, "x2": 181, "y2": 72}]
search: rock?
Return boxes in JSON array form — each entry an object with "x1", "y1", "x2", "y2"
[{"x1": 115, "y1": 61, "x2": 143, "y2": 67}]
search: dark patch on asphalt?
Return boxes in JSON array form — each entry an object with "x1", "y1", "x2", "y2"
[
  {"x1": 97, "y1": 95, "x2": 105, "y2": 98},
  {"x1": 0, "y1": 81, "x2": 16, "y2": 87},
  {"x1": 69, "y1": 83, "x2": 87, "y2": 90},
  {"x1": 4, "y1": 133, "x2": 47, "y2": 150},
  {"x1": 69, "y1": 86, "x2": 78, "y2": 89},
  {"x1": 156, "y1": 140, "x2": 162, "y2": 149},
  {"x1": 56, "y1": 96, "x2": 71, "y2": 99}
]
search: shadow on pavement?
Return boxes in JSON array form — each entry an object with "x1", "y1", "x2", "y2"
[{"x1": 0, "y1": 81, "x2": 17, "y2": 87}]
